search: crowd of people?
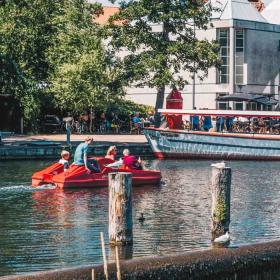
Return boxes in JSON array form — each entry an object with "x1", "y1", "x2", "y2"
[
  {"x1": 62, "y1": 111, "x2": 154, "y2": 134},
  {"x1": 59, "y1": 136, "x2": 142, "y2": 173},
  {"x1": 64, "y1": 110, "x2": 280, "y2": 135},
  {"x1": 184, "y1": 115, "x2": 280, "y2": 134}
]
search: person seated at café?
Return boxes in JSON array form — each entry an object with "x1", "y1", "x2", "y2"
[
  {"x1": 122, "y1": 149, "x2": 142, "y2": 170},
  {"x1": 148, "y1": 112, "x2": 155, "y2": 126},
  {"x1": 105, "y1": 145, "x2": 117, "y2": 161},
  {"x1": 99, "y1": 112, "x2": 107, "y2": 133},
  {"x1": 131, "y1": 112, "x2": 143, "y2": 134},
  {"x1": 133, "y1": 112, "x2": 141, "y2": 123}
]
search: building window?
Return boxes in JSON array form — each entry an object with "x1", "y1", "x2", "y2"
[
  {"x1": 216, "y1": 93, "x2": 229, "y2": 109},
  {"x1": 217, "y1": 28, "x2": 229, "y2": 84},
  {"x1": 246, "y1": 102, "x2": 262, "y2": 111},
  {"x1": 235, "y1": 29, "x2": 245, "y2": 85},
  {"x1": 233, "y1": 101, "x2": 243, "y2": 110}
]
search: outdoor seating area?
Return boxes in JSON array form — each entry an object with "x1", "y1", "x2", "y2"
[
  {"x1": 183, "y1": 116, "x2": 280, "y2": 135},
  {"x1": 42, "y1": 111, "x2": 155, "y2": 135}
]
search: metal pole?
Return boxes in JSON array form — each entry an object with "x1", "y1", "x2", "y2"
[
  {"x1": 66, "y1": 124, "x2": 71, "y2": 145},
  {"x1": 229, "y1": 27, "x2": 235, "y2": 95},
  {"x1": 20, "y1": 117, "x2": 24, "y2": 134},
  {"x1": 192, "y1": 19, "x2": 196, "y2": 109}
]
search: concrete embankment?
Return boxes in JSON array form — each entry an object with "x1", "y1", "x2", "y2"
[
  {"x1": 0, "y1": 134, "x2": 152, "y2": 160},
  {"x1": 3, "y1": 240, "x2": 280, "y2": 280}
]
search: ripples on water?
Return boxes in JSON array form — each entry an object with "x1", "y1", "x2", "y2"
[{"x1": 0, "y1": 160, "x2": 280, "y2": 275}]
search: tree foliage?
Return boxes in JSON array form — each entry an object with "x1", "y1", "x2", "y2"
[
  {"x1": 108, "y1": 0, "x2": 220, "y2": 124},
  {"x1": 0, "y1": 0, "x2": 63, "y2": 129},
  {"x1": 0, "y1": 0, "x2": 127, "y2": 131},
  {"x1": 48, "y1": 0, "x2": 126, "y2": 115}
]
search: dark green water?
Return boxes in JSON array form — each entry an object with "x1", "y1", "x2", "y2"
[{"x1": 1, "y1": 159, "x2": 280, "y2": 276}]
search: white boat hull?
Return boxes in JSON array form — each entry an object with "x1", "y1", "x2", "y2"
[{"x1": 144, "y1": 128, "x2": 280, "y2": 160}]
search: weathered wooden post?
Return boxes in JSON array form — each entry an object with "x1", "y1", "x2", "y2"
[
  {"x1": 211, "y1": 162, "x2": 231, "y2": 241},
  {"x1": 109, "y1": 172, "x2": 133, "y2": 245}
]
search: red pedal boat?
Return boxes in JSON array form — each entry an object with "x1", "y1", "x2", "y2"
[{"x1": 32, "y1": 157, "x2": 161, "y2": 189}]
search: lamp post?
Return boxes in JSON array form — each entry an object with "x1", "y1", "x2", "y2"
[
  {"x1": 192, "y1": 18, "x2": 196, "y2": 109},
  {"x1": 63, "y1": 116, "x2": 73, "y2": 145}
]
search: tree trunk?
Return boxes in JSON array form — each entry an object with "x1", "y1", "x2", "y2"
[
  {"x1": 211, "y1": 163, "x2": 231, "y2": 241},
  {"x1": 154, "y1": 86, "x2": 165, "y2": 127},
  {"x1": 109, "y1": 172, "x2": 133, "y2": 245},
  {"x1": 154, "y1": 19, "x2": 169, "y2": 128},
  {"x1": 89, "y1": 107, "x2": 93, "y2": 133}
]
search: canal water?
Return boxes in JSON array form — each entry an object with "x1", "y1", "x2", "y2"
[{"x1": 1, "y1": 159, "x2": 280, "y2": 276}]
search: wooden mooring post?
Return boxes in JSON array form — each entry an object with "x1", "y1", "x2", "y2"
[
  {"x1": 211, "y1": 162, "x2": 231, "y2": 241},
  {"x1": 109, "y1": 172, "x2": 133, "y2": 245}
]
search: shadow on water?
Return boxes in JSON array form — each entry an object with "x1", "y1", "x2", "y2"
[{"x1": 1, "y1": 159, "x2": 280, "y2": 275}]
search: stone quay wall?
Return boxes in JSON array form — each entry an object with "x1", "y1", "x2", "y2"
[
  {"x1": 3, "y1": 240, "x2": 280, "y2": 280},
  {"x1": 0, "y1": 143, "x2": 153, "y2": 160}
]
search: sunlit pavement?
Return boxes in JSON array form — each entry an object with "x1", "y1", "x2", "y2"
[{"x1": 3, "y1": 134, "x2": 147, "y2": 144}]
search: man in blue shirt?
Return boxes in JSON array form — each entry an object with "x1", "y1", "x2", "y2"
[
  {"x1": 190, "y1": 107, "x2": 199, "y2": 130},
  {"x1": 73, "y1": 136, "x2": 100, "y2": 173},
  {"x1": 132, "y1": 112, "x2": 141, "y2": 124}
]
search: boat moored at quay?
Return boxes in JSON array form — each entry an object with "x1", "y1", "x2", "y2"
[{"x1": 144, "y1": 109, "x2": 280, "y2": 160}]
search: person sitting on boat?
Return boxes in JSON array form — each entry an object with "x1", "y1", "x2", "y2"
[
  {"x1": 122, "y1": 149, "x2": 142, "y2": 170},
  {"x1": 190, "y1": 107, "x2": 200, "y2": 131},
  {"x1": 202, "y1": 116, "x2": 212, "y2": 132},
  {"x1": 59, "y1": 150, "x2": 70, "y2": 171},
  {"x1": 73, "y1": 136, "x2": 100, "y2": 173},
  {"x1": 226, "y1": 116, "x2": 234, "y2": 132},
  {"x1": 225, "y1": 107, "x2": 234, "y2": 132},
  {"x1": 216, "y1": 116, "x2": 224, "y2": 132},
  {"x1": 105, "y1": 145, "x2": 117, "y2": 161}
]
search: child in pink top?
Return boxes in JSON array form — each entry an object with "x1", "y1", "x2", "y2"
[{"x1": 122, "y1": 149, "x2": 142, "y2": 170}]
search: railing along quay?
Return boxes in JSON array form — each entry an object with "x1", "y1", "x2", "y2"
[{"x1": 0, "y1": 142, "x2": 153, "y2": 160}]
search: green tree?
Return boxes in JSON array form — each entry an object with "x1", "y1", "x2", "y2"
[
  {"x1": 48, "y1": 0, "x2": 126, "y2": 125},
  {"x1": 0, "y1": 0, "x2": 64, "y2": 130},
  {"x1": 108, "y1": 0, "x2": 219, "y2": 125}
]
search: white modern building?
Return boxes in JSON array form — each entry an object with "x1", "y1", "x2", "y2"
[{"x1": 125, "y1": 0, "x2": 280, "y2": 111}]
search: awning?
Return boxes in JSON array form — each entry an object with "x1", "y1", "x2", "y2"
[
  {"x1": 216, "y1": 93, "x2": 278, "y2": 106},
  {"x1": 158, "y1": 109, "x2": 280, "y2": 118}
]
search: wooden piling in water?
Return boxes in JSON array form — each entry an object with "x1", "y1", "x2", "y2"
[
  {"x1": 109, "y1": 172, "x2": 133, "y2": 245},
  {"x1": 211, "y1": 162, "x2": 231, "y2": 240}
]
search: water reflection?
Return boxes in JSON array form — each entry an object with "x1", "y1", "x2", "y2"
[{"x1": 0, "y1": 160, "x2": 280, "y2": 275}]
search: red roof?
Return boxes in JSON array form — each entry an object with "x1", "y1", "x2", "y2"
[
  {"x1": 94, "y1": 1, "x2": 265, "y2": 25},
  {"x1": 94, "y1": 6, "x2": 120, "y2": 25}
]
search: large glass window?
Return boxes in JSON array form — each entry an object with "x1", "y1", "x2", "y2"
[
  {"x1": 235, "y1": 29, "x2": 245, "y2": 85},
  {"x1": 217, "y1": 29, "x2": 229, "y2": 84},
  {"x1": 246, "y1": 102, "x2": 262, "y2": 111},
  {"x1": 216, "y1": 93, "x2": 229, "y2": 109},
  {"x1": 233, "y1": 101, "x2": 243, "y2": 110}
]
